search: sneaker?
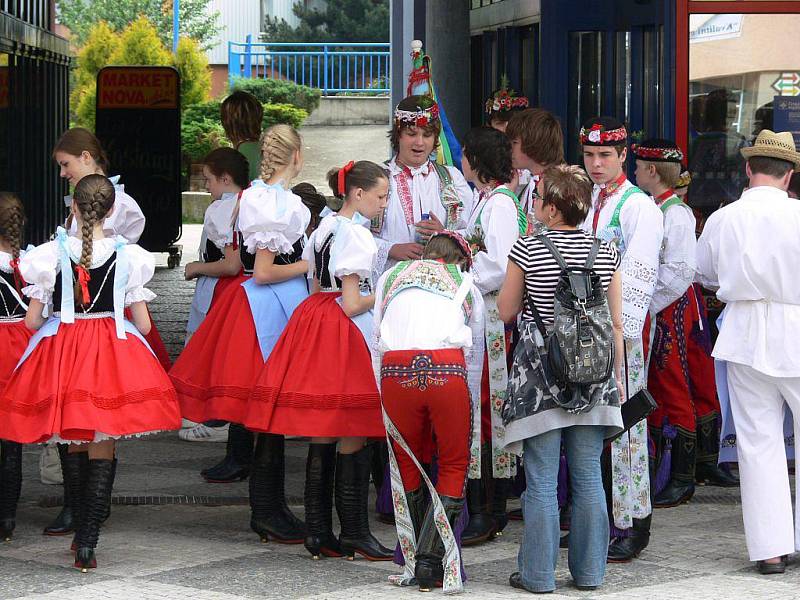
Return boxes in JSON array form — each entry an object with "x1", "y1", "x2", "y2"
[
  {"x1": 181, "y1": 418, "x2": 198, "y2": 429},
  {"x1": 178, "y1": 423, "x2": 229, "y2": 443}
]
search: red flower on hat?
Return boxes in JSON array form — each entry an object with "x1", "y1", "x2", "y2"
[{"x1": 416, "y1": 116, "x2": 429, "y2": 127}]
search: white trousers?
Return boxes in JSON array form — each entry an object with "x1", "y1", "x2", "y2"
[{"x1": 727, "y1": 362, "x2": 800, "y2": 561}]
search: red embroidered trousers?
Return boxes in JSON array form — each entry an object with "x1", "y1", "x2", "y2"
[
  {"x1": 647, "y1": 284, "x2": 720, "y2": 432},
  {"x1": 381, "y1": 348, "x2": 472, "y2": 498}
]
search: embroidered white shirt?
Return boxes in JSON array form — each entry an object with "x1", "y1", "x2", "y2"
[
  {"x1": 651, "y1": 200, "x2": 696, "y2": 315},
  {"x1": 372, "y1": 157, "x2": 473, "y2": 277}
]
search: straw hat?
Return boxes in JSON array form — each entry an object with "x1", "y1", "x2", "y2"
[{"x1": 741, "y1": 129, "x2": 800, "y2": 170}]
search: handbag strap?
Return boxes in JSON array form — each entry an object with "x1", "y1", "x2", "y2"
[
  {"x1": 536, "y1": 233, "x2": 601, "y2": 270},
  {"x1": 523, "y1": 292, "x2": 548, "y2": 339}
]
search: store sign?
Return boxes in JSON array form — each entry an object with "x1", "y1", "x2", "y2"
[
  {"x1": 96, "y1": 67, "x2": 179, "y2": 109},
  {"x1": 772, "y1": 73, "x2": 800, "y2": 97},
  {"x1": 774, "y1": 96, "x2": 800, "y2": 150},
  {"x1": 690, "y1": 14, "x2": 743, "y2": 43}
]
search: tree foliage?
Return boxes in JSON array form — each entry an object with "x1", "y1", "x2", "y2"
[
  {"x1": 262, "y1": 0, "x2": 389, "y2": 43},
  {"x1": 57, "y1": 0, "x2": 222, "y2": 50},
  {"x1": 72, "y1": 17, "x2": 211, "y2": 128}
]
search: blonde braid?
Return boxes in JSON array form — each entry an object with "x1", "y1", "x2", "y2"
[{"x1": 259, "y1": 124, "x2": 302, "y2": 182}]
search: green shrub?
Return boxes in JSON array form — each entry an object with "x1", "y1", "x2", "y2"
[
  {"x1": 262, "y1": 103, "x2": 308, "y2": 130},
  {"x1": 181, "y1": 118, "x2": 230, "y2": 163},
  {"x1": 183, "y1": 100, "x2": 222, "y2": 125},
  {"x1": 229, "y1": 77, "x2": 321, "y2": 114}
]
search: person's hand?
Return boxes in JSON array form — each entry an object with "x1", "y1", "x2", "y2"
[
  {"x1": 184, "y1": 261, "x2": 202, "y2": 280},
  {"x1": 414, "y1": 213, "x2": 444, "y2": 242},
  {"x1": 615, "y1": 369, "x2": 626, "y2": 403},
  {"x1": 389, "y1": 243, "x2": 424, "y2": 261}
]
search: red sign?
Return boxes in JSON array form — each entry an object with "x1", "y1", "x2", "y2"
[{"x1": 97, "y1": 67, "x2": 179, "y2": 109}]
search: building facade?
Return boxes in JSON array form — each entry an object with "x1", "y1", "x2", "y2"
[{"x1": 0, "y1": 1, "x2": 71, "y2": 244}]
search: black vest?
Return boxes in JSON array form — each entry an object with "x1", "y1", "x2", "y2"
[
  {"x1": 238, "y1": 232, "x2": 304, "y2": 276},
  {"x1": 0, "y1": 269, "x2": 26, "y2": 318},
  {"x1": 53, "y1": 253, "x2": 117, "y2": 313}
]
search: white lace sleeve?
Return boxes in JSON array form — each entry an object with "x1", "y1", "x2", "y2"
[
  {"x1": 124, "y1": 244, "x2": 156, "y2": 305},
  {"x1": 103, "y1": 189, "x2": 146, "y2": 244},
  {"x1": 619, "y1": 195, "x2": 663, "y2": 338},
  {"x1": 651, "y1": 204, "x2": 697, "y2": 314},
  {"x1": 238, "y1": 185, "x2": 310, "y2": 254},
  {"x1": 372, "y1": 235, "x2": 392, "y2": 283},
  {"x1": 19, "y1": 241, "x2": 59, "y2": 303},
  {"x1": 204, "y1": 195, "x2": 237, "y2": 250},
  {"x1": 333, "y1": 224, "x2": 377, "y2": 280},
  {"x1": 449, "y1": 166, "x2": 475, "y2": 230}
]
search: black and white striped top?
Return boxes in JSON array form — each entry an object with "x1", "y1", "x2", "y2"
[{"x1": 508, "y1": 229, "x2": 620, "y2": 325}]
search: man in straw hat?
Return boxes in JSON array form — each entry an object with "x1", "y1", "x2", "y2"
[{"x1": 696, "y1": 129, "x2": 800, "y2": 575}]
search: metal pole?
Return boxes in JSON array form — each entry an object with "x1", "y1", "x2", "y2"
[{"x1": 173, "y1": 0, "x2": 180, "y2": 53}]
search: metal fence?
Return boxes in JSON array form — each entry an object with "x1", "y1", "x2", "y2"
[{"x1": 228, "y1": 37, "x2": 390, "y2": 95}]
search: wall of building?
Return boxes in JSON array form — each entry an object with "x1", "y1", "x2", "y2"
[{"x1": 469, "y1": 0, "x2": 539, "y2": 34}]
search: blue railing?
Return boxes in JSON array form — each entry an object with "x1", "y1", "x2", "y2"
[{"x1": 228, "y1": 37, "x2": 391, "y2": 95}]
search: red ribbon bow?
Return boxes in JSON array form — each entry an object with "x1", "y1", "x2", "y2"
[
  {"x1": 8, "y1": 257, "x2": 23, "y2": 294},
  {"x1": 338, "y1": 161, "x2": 355, "y2": 196},
  {"x1": 75, "y1": 265, "x2": 92, "y2": 305}
]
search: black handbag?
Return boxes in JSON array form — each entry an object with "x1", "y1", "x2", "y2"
[{"x1": 605, "y1": 388, "x2": 658, "y2": 443}]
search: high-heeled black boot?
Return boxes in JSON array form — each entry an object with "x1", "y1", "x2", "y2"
[
  {"x1": 202, "y1": 423, "x2": 253, "y2": 483},
  {"x1": 335, "y1": 447, "x2": 394, "y2": 561},
  {"x1": 405, "y1": 487, "x2": 428, "y2": 541},
  {"x1": 45, "y1": 448, "x2": 86, "y2": 537},
  {"x1": 304, "y1": 442, "x2": 341, "y2": 559},
  {"x1": 461, "y1": 445, "x2": 497, "y2": 546},
  {"x1": 606, "y1": 514, "x2": 651, "y2": 563},
  {"x1": 653, "y1": 428, "x2": 696, "y2": 508},
  {"x1": 44, "y1": 444, "x2": 72, "y2": 536},
  {"x1": 249, "y1": 433, "x2": 304, "y2": 543},
  {"x1": 695, "y1": 413, "x2": 739, "y2": 487},
  {"x1": 99, "y1": 457, "x2": 117, "y2": 524},
  {"x1": 415, "y1": 496, "x2": 464, "y2": 592},
  {"x1": 74, "y1": 459, "x2": 114, "y2": 572},
  {"x1": 0, "y1": 441, "x2": 23, "y2": 541}
]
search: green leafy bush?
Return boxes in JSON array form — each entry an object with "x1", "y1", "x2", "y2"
[
  {"x1": 183, "y1": 100, "x2": 223, "y2": 125},
  {"x1": 181, "y1": 118, "x2": 230, "y2": 164},
  {"x1": 229, "y1": 77, "x2": 320, "y2": 113},
  {"x1": 262, "y1": 103, "x2": 308, "y2": 130}
]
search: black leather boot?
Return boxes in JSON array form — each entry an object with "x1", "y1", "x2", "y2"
[
  {"x1": 405, "y1": 487, "x2": 428, "y2": 541},
  {"x1": 249, "y1": 433, "x2": 304, "y2": 544},
  {"x1": 491, "y1": 477, "x2": 511, "y2": 536},
  {"x1": 695, "y1": 413, "x2": 739, "y2": 487},
  {"x1": 99, "y1": 457, "x2": 117, "y2": 524},
  {"x1": 202, "y1": 423, "x2": 253, "y2": 483},
  {"x1": 653, "y1": 428, "x2": 696, "y2": 508},
  {"x1": 461, "y1": 444, "x2": 497, "y2": 546},
  {"x1": 74, "y1": 459, "x2": 114, "y2": 572},
  {"x1": 304, "y1": 443, "x2": 341, "y2": 558},
  {"x1": 335, "y1": 447, "x2": 394, "y2": 561},
  {"x1": 607, "y1": 514, "x2": 651, "y2": 563},
  {"x1": 45, "y1": 447, "x2": 86, "y2": 536},
  {"x1": 415, "y1": 496, "x2": 464, "y2": 592},
  {"x1": 44, "y1": 445, "x2": 71, "y2": 536},
  {"x1": 0, "y1": 441, "x2": 22, "y2": 541}
]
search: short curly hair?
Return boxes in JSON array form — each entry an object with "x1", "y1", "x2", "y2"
[{"x1": 462, "y1": 127, "x2": 513, "y2": 184}]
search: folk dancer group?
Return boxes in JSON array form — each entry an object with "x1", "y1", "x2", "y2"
[{"x1": 4, "y1": 80, "x2": 794, "y2": 590}]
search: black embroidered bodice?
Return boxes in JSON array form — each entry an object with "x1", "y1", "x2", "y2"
[
  {"x1": 238, "y1": 232, "x2": 304, "y2": 276},
  {"x1": 0, "y1": 270, "x2": 25, "y2": 318},
  {"x1": 53, "y1": 252, "x2": 117, "y2": 313},
  {"x1": 201, "y1": 238, "x2": 224, "y2": 263},
  {"x1": 314, "y1": 232, "x2": 371, "y2": 293}
]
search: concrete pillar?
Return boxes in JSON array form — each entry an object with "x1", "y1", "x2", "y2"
[{"x1": 426, "y1": 0, "x2": 471, "y2": 141}]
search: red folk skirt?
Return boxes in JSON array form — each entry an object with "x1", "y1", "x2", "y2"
[
  {"x1": 244, "y1": 292, "x2": 384, "y2": 438},
  {"x1": 170, "y1": 274, "x2": 262, "y2": 424},
  {"x1": 0, "y1": 318, "x2": 32, "y2": 389},
  {"x1": 0, "y1": 317, "x2": 180, "y2": 444},
  {"x1": 124, "y1": 305, "x2": 172, "y2": 371}
]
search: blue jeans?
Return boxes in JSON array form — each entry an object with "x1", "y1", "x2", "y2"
[{"x1": 518, "y1": 426, "x2": 608, "y2": 592}]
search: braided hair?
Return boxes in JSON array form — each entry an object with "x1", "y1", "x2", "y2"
[
  {"x1": 0, "y1": 192, "x2": 25, "y2": 291},
  {"x1": 71, "y1": 174, "x2": 115, "y2": 304},
  {"x1": 259, "y1": 124, "x2": 302, "y2": 182}
]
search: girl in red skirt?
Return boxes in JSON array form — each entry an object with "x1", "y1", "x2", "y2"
[
  {"x1": 0, "y1": 193, "x2": 33, "y2": 542},
  {"x1": 245, "y1": 160, "x2": 393, "y2": 561},
  {"x1": 0, "y1": 174, "x2": 181, "y2": 571},
  {"x1": 170, "y1": 125, "x2": 311, "y2": 544}
]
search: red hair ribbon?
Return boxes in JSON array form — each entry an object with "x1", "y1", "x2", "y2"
[
  {"x1": 8, "y1": 257, "x2": 24, "y2": 295},
  {"x1": 337, "y1": 161, "x2": 355, "y2": 196},
  {"x1": 75, "y1": 265, "x2": 92, "y2": 305}
]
